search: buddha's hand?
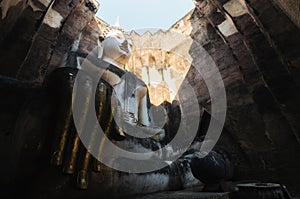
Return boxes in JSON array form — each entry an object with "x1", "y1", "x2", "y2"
[{"x1": 50, "y1": 72, "x2": 115, "y2": 189}]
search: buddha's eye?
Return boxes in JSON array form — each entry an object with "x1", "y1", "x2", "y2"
[{"x1": 115, "y1": 35, "x2": 123, "y2": 40}]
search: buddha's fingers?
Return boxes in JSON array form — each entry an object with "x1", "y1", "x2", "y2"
[
  {"x1": 95, "y1": 97, "x2": 116, "y2": 166},
  {"x1": 64, "y1": 75, "x2": 93, "y2": 174},
  {"x1": 63, "y1": 135, "x2": 80, "y2": 174},
  {"x1": 78, "y1": 83, "x2": 107, "y2": 186},
  {"x1": 51, "y1": 80, "x2": 74, "y2": 166},
  {"x1": 88, "y1": 83, "x2": 107, "y2": 155},
  {"x1": 92, "y1": 159, "x2": 102, "y2": 173},
  {"x1": 51, "y1": 105, "x2": 72, "y2": 166},
  {"x1": 77, "y1": 152, "x2": 91, "y2": 189}
]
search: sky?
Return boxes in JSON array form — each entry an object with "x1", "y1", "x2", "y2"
[{"x1": 96, "y1": 0, "x2": 195, "y2": 32}]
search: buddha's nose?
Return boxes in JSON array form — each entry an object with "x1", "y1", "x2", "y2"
[{"x1": 120, "y1": 40, "x2": 129, "y2": 54}]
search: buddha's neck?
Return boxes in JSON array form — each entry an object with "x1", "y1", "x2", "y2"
[{"x1": 102, "y1": 56, "x2": 124, "y2": 70}]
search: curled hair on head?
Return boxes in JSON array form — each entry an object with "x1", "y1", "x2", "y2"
[{"x1": 100, "y1": 25, "x2": 130, "y2": 39}]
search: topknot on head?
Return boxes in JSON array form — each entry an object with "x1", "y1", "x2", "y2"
[{"x1": 99, "y1": 17, "x2": 130, "y2": 41}]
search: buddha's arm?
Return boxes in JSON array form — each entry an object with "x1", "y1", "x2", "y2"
[
  {"x1": 136, "y1": 86, "x2": 151, "y2": 127},
  {"x1": 77, "y1": 56, "x2": 122, "y2": 86}
]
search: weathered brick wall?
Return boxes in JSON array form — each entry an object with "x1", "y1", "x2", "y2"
[
  {"x1": 0, "y1": 0, "x2": 99, "y2": 83},
  {"x1": 273, "y1": 0, "x2": 300, "y2": 30},
  {"x1": 172, "y1": 0, "x2": 300, "y2": 194}
]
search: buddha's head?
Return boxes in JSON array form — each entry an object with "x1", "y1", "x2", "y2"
[{"x1": 100, "y1": 22, "x2": 133, "y2": 68}]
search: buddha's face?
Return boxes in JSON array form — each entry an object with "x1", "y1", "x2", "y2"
[{"x1": 102, "y1": 29, "x2": 133, "y2": 66}]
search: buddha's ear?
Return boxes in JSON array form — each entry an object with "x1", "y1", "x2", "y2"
[{"x1": 97, "y1": 39, "x2": 104, "y2": 59}]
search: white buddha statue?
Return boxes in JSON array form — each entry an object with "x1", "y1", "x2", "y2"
[
  {"x1": 83, "y1": 20, "x2": 165, "y2": 140},
  {"x1": 49, "y1": 20, "x2": 165, "y2": 190}
]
